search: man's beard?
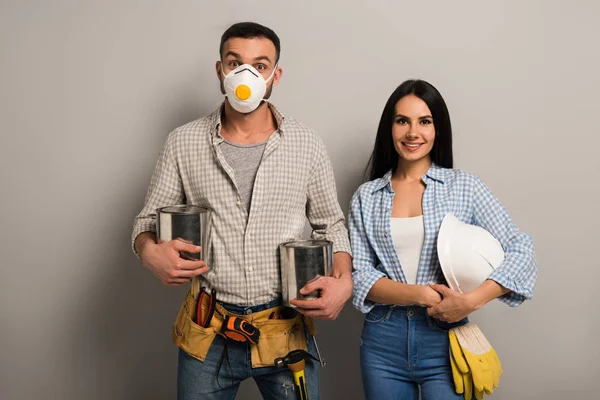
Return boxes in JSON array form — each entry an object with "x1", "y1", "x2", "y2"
[{"x1": 263, "y1": 79, "x2": 274, "y2": 99}]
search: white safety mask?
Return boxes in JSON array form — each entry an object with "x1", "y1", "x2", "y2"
[{"x1": 221, "y1": 64, "x2": 277, "y2": 113}]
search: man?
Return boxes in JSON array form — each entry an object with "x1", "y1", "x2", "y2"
[{"x1": 132, "y1": 22, "x2": 352, "y2": 399}]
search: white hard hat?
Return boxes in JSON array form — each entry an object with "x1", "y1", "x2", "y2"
[{"x1": 437, "y1": 213, "x2": 505, "y2": 293}]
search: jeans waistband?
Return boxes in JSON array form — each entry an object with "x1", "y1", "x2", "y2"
[
  {"x1": 370, "y1": 304, "x2": 469, "y2": 330},
  {"x1": 374, "y1": 305, "x2": 429, "y2": 315},
  {"x1": 218, "y1": 297, "x2": 283, "y2": 315}
]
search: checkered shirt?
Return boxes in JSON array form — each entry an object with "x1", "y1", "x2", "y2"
[
  {"x1": 132, "y1": 103, "x2": 351, "y2": 306},
  {"x1": 349, "y1": 164, "x2": 537, "y2": 313}
]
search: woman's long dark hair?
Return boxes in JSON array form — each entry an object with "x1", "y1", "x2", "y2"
[{"x1": 366, "y1": 79, "x2": 453, "y2": 181}]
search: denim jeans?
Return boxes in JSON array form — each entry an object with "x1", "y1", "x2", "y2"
[
  {"x1": 177, "y1": 298, "x2": 320, "y2": 400},
  {"x1": 360, "y1": 305, "x2": 468, "y2": 400}
]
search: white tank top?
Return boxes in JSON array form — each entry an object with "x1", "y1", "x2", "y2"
[{"x1": 390, "y1": 216, "x2": 425, "y2": 285}]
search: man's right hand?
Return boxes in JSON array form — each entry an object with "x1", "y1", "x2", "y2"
[{"x1": 137, "y1": 236, "x2": 209, "y2": 286}]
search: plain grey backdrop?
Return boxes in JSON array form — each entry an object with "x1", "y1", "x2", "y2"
[{"x1": 1, "y1": 1, "x2": 599, "y2": 399}]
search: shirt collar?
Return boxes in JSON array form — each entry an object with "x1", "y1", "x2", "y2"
[
  {"x1": 209, "y1": 101, "x2": 285, "y2": 138},
  {"x1": 423, "y1": 163, "x2": 448, "y2": 184},
  {"x1": 371, "y1": 170, "x2": 393, "y2": 192},
  {"x1": 370, "y1": 163, "x2": 448, "y2": 193}
]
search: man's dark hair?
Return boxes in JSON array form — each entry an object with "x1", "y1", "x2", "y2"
[{"x1": 220, "y1": 22, "x2": 281, "y2": 63}]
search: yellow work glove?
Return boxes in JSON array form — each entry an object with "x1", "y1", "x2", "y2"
[
  {"x1": 450, "y1": 324, "x2": 502, "y2": 396},
  {"x1": 473, "y1": 328, "x2": 503, "y2": 389},
  {"x1": 449, "y1": 339, "x2": 469, "y2": 398},
  {"x1": 449, "y1": 330, "x2": 476, "y2": 399},
  {"x1": 468, "y1": 324, "x2": 502, "y2": 393}
]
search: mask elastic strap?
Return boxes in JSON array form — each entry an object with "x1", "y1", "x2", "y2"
[{"x1": 264, "y1": 63, "x2": 278, "y2": 83}]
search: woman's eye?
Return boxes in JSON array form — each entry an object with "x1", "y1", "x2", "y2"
[
  {"x1": 396, "y1": 118, "x2": 408, "y2": 124},
  {"x1": 420, "y1": 119, "x2": 433, "y2": 125}
]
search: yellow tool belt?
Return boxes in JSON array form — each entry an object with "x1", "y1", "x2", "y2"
[{"x1": 172, "y1": 287, "x2": 316, "y2": 368}]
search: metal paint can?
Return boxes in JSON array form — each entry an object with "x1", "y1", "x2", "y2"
[
  {"x1": 156, "y1": 205, "x2": 212, "y2": 260},
  {"x1": 279, "y1": 239, "x2": 333, "y2": 306}
]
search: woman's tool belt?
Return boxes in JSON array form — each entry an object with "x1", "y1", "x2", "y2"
[{"x1": 172, "y1": 289, "x2": 316, "y2": 368}]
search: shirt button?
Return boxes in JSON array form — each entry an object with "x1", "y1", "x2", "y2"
[
  {"x1": 384, "y1": 232, "x2": 388, "y2": 237},
  {"x1": 247, "y1": 267, "x2": 253, "y2": 272}
]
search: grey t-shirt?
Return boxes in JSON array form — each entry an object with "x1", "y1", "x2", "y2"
[{"x1": 219, "y1": 139, "x2": 267, "y2": 212}]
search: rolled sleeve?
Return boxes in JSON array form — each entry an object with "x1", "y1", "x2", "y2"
[
  {"x1": 471, "y1": 177, "x2": 538, "y2": 307},
  {"x1": 349, "y1": 189, "x2": 385, "y2": 313},
  {"x1": 131, "y1": 132, "x2": 184, "y2": 257},
  {"x1": 306, "y1": 138, "x2": 351, "y2": 255},
  {"x1": 352, "y1": 268, "x2": 386, "y2": 314}
]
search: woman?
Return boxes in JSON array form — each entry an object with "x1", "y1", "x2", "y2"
[{"x1": 349, "y1": 79, "x2": 537, "y2": 399}]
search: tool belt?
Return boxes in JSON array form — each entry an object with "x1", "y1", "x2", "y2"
[{"x1": 172, "y1": 287, "x2": 316, "y2": 368}]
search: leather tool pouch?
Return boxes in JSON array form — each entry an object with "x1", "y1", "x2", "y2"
[{"x1": 172, "y1": 284, "x2": 316, "y2": 367}]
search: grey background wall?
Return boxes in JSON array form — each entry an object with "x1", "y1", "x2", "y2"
[{"x1": 1, "y1": 1, "x2": 598, "y2": 399}]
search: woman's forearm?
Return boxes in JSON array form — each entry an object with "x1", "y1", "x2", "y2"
[
  {"x1": 366, "y1": 277, "x2": 426, "y2": 306},
  {"x1": 467, "y1": 279, "x2": 511, "y2": 310}
]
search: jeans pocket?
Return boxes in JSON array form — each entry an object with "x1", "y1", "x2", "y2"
[{"x1": 364, "y1": 306, "x2": 389, "y2": 323}]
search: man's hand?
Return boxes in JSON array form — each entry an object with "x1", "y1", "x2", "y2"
[
  {"x1": 290, "y1": 274, "x2": 353, "y2": 320},
  {"x1": 139, "y1": 238, "x2": 209, "y2": 286},
  {"x1": 426, "y1": 283, "x2": 478, "y2": 323}
]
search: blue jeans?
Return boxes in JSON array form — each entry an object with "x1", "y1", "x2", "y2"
[
  {"x1": 360, "y1": 305, "x2": 468, "y2": 400},
  {"x1": 177, "y1": 299, "x2": 320, "y2": 400}
]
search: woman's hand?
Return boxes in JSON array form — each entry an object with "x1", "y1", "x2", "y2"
[
  {"x1": 426, "y1": 283, "x2": 479, "y2": 322},
  {"x1": 427, "y1": 280, "x2": 511, "y2": 322},
  {"x1": 418, "y1": 285, "x2": 443, "y2": 307}
]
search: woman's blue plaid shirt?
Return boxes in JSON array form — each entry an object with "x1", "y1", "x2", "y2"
[{"x1": 349, "y1": 164, "x2": 537, "y2": 313}]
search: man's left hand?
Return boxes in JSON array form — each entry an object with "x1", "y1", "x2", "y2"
[
  {"x1": 290, "y1": 274, "x2": 353, "y2": 320},
  {"x1": 426, "y1": 283, "x2": 479, "y2": 323}
]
